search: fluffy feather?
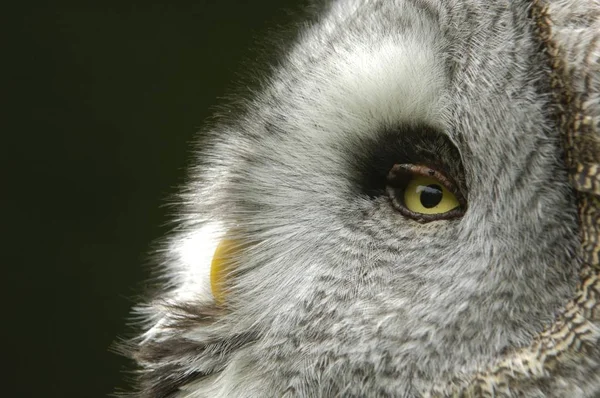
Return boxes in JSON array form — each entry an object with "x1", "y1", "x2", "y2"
[{"x1": 123, "y1": 1, "x2": 588, "y2": 396}]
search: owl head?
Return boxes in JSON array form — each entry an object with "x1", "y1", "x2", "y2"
[{"x1": 125, "y1": 1, "x2": 591, "y2": 396}]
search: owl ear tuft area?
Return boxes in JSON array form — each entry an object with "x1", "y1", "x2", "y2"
[{"x1": 210, "y1": 238, "x2": 240, "y2": 304}]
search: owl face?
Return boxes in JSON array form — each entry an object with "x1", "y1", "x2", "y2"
[{"x1": 132, "y1": 1, "x2": 580, "y2": 396}]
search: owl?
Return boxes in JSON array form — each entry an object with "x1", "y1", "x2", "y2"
[{"x1": 123, "y1": 0, "x2": 600, "y2": 397}]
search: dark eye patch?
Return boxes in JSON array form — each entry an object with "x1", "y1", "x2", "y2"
[{"x1": 349, "y1": 124, "x2": 467, "y2": 202}]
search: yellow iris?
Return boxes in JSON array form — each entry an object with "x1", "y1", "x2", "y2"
[
  {"x1": 404, "y1": 175, "x2": 460, "y2": 215},
  {"x1": 210, "y1": 239, "x2": 238, "y2": 304}
]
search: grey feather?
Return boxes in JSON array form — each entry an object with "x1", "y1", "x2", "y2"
[{"x1": 122, "y1": 1, "x2": 600, "y2": 396}]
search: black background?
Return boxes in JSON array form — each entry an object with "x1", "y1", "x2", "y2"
[{"x1": 8, "y1": 1, "x2": 302, "y2": 396}]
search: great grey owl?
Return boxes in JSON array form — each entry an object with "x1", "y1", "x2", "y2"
[{"x1": 123, "y1": 0, "x2": 600, "y2": 396}]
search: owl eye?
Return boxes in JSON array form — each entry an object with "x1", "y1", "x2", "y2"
[{"x1": 386, "y1": 164, "x2": 466, "y2": 222}]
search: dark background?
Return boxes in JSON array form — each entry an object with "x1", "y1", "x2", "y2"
[{"x1": 8, "y1": 1, "x2": 302, "y2": 396}]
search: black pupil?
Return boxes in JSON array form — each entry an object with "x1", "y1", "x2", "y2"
[{"x1": 419, "y1": 184, "x2": 443, "y2": 208}]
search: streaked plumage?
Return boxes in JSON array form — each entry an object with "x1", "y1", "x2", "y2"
[{"x1": 123, "y1": 1, "x2": 600, "y2": 396}]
